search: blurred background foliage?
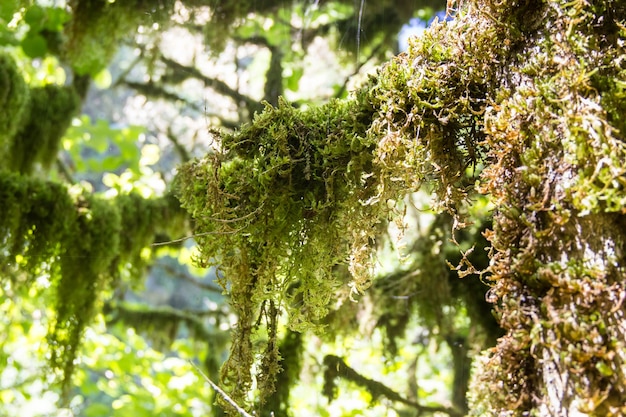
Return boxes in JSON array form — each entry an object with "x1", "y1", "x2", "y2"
[{"x1": 0, "y1": 1, "x2": 499, "y2": 416}]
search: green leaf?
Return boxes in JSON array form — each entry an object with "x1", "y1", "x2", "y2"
[
  {"x1": 43, "y1": 7, "x2": 70, "y2": 31},
  {"x1": 21, "y1": 33, "x2": 47, "y2": 58},
  {"x1": 0, "y1": 0, "x2": 19, "y2": 23},
  {"x1": 93, "y1": 69, "x2": 112, "y2": 89},
  {"x1": 24, "y1": 5, "x2": 45, "y2": 29},
  {"x1": 102, "y1": 155, "x2": 125, "y2": 171},
  {"x1": 84, "y1": 403, "x2": 112, "y2": 417},
  {"x1": 286, "y1": 67, "x2": 303, "y2": 92}
]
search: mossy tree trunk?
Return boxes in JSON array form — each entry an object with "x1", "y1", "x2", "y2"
[
  {"x1": 470, "y1": 1, "x2": 626, "y2": 413},
  {"x1": 179, "y1": 0, "x2": 626, "y2": 414}
]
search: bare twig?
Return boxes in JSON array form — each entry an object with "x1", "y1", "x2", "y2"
[
  {"x1": 188, "y1": 360, "x2": 254, "y2": 417},
  {"x1": 150, "y1": 225, "x2": 247, "y2": 246}
]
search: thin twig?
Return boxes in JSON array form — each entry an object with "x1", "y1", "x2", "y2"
[
  {"x1": 151, "y1": 226, "x2": 246, "y2": 247},
  {"x1": 188, "y1": 360, "x2": 254, "y2": 417}
]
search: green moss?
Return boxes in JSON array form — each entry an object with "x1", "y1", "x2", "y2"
[
  {"x1": 51, "y1": 193, "x2": 121, "y2": 396},
  {"x1": 8, "y1": 85, "x2": 80, "y2": 174},
  {"x1": 180, "y1": 0, "x2": 626, "y2": 414},
  {"x1": 0, "y1": 172, "x2": 75, "y2": 273},
  {"x1": 64, "y1": 0, "x2": 175, "y2": 75},
  {"x1": 0, "y1": 53, "x2": 29, "y2": 157},
  {"x1": 469, "y1": 1, "x2": 626, "y2": 414},
  {"x1": 0, "y1": 172, "x2": 188, "y2": 398}
]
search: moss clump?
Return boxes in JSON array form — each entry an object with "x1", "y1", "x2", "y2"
[
  {"x1": 65, "y1": 0, "x2": 179, "y2": 75},
  {"x1": 8, "y1": 84, "x2": 80, "y2": 174},
  {"x1": 177, "y1": 97, "x2": 381, "y2": 406},
  {"x1": 0, "y1": 171, "x2": 187, "y2": 398},
  {"x1": 51, "y1": 193, "x2": 122, "y2": 395},
  {"x1": 0, "y1": 53, "x2": 29, "y2": 158},
  {"x1": 0, "y1": 172, "x2": 75, "y2": 273}
]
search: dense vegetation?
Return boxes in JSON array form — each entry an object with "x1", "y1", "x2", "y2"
[{"x1": 1, "y1": 0, "x2": 625, "y2": 416}]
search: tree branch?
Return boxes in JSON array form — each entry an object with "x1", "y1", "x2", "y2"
[
  {"x1": 155, "y1": 260, "x2": 223, "y2": 294},
  {"x1": 160, "y1": 56, "x2": 263, "y2": 115},
  {"x1": 323, "y1": 355, "x2": 464, "y2": 417},
  {"x1": 189, "y1": 360, "x2": 255, "y2": 417}
]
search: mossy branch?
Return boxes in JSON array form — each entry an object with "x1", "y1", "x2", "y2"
[
  {"x1": 323, "y1": 355, "x2": 464, "y2": 417},
  {"x1": 0, "y1": 172, "x2": 187, "y2": 397}
]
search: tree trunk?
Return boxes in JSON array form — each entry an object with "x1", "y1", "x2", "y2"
[{"x1": 469, "y1": 1, "x2": 626, "y2": 415}]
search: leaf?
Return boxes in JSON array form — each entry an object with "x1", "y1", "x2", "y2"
[
  {"x1": 24, "y1": 5, "x2": 45, "y2": 29},
  {"x1": 285, "y1": 67, "x2": 303, "y2": 92},
  {"x1": 43, "y1": 7, "x2": 70, "y2": 31},
  {"x1": 21, "y1": 33, "x2": 47, "y2": 58},
  {"x1": 102, "y1": 155, "x2": 125, "y2": 172},
  {"x1": 0, "y1": 0, "x2": 19, "y2": 23},
  {"x1": 84, "y1": 402, "x2": 111, "y2": 417},
  {"x1": 93, "y1": 69, "x2": 112, "y2": 89}
]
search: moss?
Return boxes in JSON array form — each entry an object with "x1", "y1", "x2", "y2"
[
  {"x1": 260, "y1": 330, "x2": 303, "y2": 417},
  {"x1": 180, "y1": 0, "x2": 626, "y2": 414},
  {"x1": 64, "y1": 0, "x2": 175, "y2": 75},
  {"x1": 0, "y1": 172, "x2": 188, "y2": 398},
  {"x1": 470, "y1": 1, "x2": 626, "y2": 414},
  {"x1": 115, "y1": 192, "x2": 187, "y2": 279},
  {"x1": 51, "y1": 193, "x2": 121, "y2": 397},
  {"x1": 104, "y1": 300, "x2": 222, "y2": 350},
  {"x1": 0, "y1": 53, "x2": 29, "y2": 158},
  {"x1": 8, "y1": 85, "x2": 80, "y2": 174}
]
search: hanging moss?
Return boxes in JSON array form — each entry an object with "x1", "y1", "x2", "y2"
[
  {"x1": 115, "y1": 192, "x2": 188, "y2": 279},
  {"x1": 64, "y1": 0, "x2": 175, "y2": 75},
  {"x1": 259, "y1": 330, "x2": 303, "y2": 417},
  {"x1": 8, "y1": 84, "x2": 80, "y2": 174},
  {"x1": 178, "y1": 0, "x2": 496, "y2": 405},
  {"x1": 0, "y1": 171, "x2": 188, "y2": 398},
  {"x1": 177, "y1": 13, "x2": 492, "y2": 401},
  {"x1": 0, "y1": 172, "x2": 75, "y2": 274},
  {"x1": 51, "y1": 193, "x2": 122, "y2": 397},
  {"x1": 0, "y1": 53, "x2": 29, "y2": 158},
  {"x1": 103, "y1": 300, "x2": 223, "y2": 350}
]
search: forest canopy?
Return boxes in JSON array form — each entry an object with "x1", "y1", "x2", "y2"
[{"x1": 1, "y1": 0, "x2": 626, "y2": 416}]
